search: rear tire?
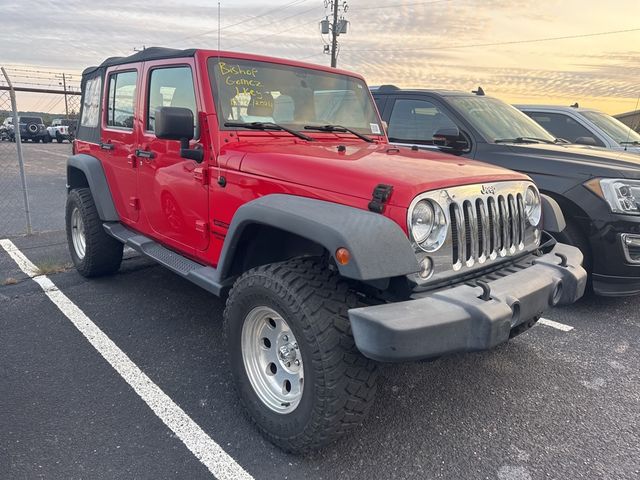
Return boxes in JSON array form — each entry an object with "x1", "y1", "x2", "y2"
[
  {"x1": 224, "y1": 257, "x2": 378, "y2": 453},
  {"x1": 66, "y1": 188, "x2": 123, "y2": 277}
]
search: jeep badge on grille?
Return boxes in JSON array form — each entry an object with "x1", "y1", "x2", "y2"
[{"x1": 481, "y1": 185, "x2": 496, "y2": 195}]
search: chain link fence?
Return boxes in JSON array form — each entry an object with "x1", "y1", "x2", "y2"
[
  {"x1": 0, "y1": 67, "x2": 80, "y2": 238},
  {"x1": 0, "y1": 69, "x2": 32, "y2": 237}
]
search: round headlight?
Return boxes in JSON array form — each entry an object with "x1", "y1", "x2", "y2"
[
  {"x1": 524, "y1": 186, "x2": 542, "y2": 227},
  {"x1": 411, "y1": 200, "x2": 435, "y2": 243},
  {"x1": 410, "y1": 199, "x2": 448, "y2": 252}
]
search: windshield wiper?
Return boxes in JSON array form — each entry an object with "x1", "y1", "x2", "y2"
[
  {"x1": 224, "y1": 122, "x2": 313, "y2": 141},
  {"x1": 303, "y1": 124, "x2": 374, "y2": 143},
  {"x1": 620, "y1": 140, "x2": 640, "y2": 146},
  {"x1": 494, "y1": 136, "x2": 556, "y2": 145}
]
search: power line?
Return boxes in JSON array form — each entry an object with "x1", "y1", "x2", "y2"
[
  {"x1": 352, "y1": 0, "x2": 450, "y2": 10},
  {"x1": 3, "y1": 66, "x2": 81, "y2": 76},
  {"x1": 176, "y1": 0, "x2": 308, "y2": 43},
  {"x1": 226, "y1": 13, "x2": 323, "y2": 50},
  {"x1": 344, "y1": 27, "x2": 640, "y2": 52}
]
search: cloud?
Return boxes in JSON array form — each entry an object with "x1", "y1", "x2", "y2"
[{"x1": 2, "y1": 0, "x2": 639, "y2": 113}]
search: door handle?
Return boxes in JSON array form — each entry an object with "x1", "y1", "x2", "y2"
[
  {"x1": 100, "y1": 142, "x2": 114, "y2": 150},
  {"x1": 135, "y1": 149, "x2": 156, "y2": 159}
]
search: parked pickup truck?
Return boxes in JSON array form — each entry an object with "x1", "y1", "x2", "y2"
[
  {"x1": 47, "y1": 118, "x2": 76, "y2": 143},
  {"x1": 372, "y1": 85, "x2": 640, "y2": 296},
  {"x1": 67, "y1": 48, "x2": 586, "y2": 452}
]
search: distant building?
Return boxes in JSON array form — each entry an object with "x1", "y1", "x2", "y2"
[{"x1": 615, "y1": 110, "x2": 640, "y2": 133}]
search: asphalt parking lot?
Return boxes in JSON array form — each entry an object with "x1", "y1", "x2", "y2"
[{"x1": 1, "y1": 143, "x2": 640, "y2": 479}]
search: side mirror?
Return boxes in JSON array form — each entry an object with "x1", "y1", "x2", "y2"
[
  {"x1": 156, "y1": 107, "x2": 195, "y2": 141},
  {"x1": 433, "y1": 126, "x2": 468, "y2": 152},
  {"x1": 575, "y1": 136, "x2": 597, "y2": 146},
  {"x1": 155, "y1": 107, "x2": 203, "y2": 163}
]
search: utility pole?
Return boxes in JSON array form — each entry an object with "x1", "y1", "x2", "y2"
[
  {"x1": 56, "y1": 73, "x2": 70, "y2": 118},
  {"x1": 320, "y1": 1, "x2": 349, "y2": 68},
  {"x1": 330, "y1": 0, "x2": 339, "y2": 68}
]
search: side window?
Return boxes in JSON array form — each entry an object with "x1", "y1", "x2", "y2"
[
  {"x1": 373, "y1": 96, "x2": 386, "y2": 115},
  {"x1": 525, "y1": 112, "x2": 604, "y2": 146},
  {"x1": 80, "y1": 76, "x2": 102, "y2": 128},
  {"x1": 147, "y1": 66, "x2": 197, "y2": 133},
  {"x1": 388, "y1": 98, "x2": 457, "y2": 144},
  {"x1": 106, "y1": 71, "x2": 137, "y2": 129}
]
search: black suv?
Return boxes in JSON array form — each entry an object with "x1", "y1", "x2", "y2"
[
  {"x1": 372, "y1": 86, "x2": 640, "y2": 296},
  {"x1": 12, "y1": 116, "x2": 50, "y2": 143}
]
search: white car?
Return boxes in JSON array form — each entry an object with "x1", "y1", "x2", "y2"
[
  {"x1": 515, "y1": 104, "x2": 640, "y2": 154},
  {"x1": 47, "y1": 118, "x2": 76, "y2": 143}
]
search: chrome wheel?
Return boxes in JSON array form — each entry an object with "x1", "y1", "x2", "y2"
[
  {"x1": 70, "y1": 207, "x2": 86, "y2": 260},
  {"x1": 241, "y1": 306, "x2": 304, "y2": 414}
]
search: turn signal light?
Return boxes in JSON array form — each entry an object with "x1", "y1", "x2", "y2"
[{"x1": 335, "y1": 247, "x2": 351, "y2": 265}]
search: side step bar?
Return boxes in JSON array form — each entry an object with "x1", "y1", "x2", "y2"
[{"x1": 103, "y1": 223, "x2": 226, "y2": 296}]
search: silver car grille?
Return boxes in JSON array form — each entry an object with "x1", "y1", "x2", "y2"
[
  {"x1": 449, "y1": 193, "x2": 526, "y2": 269},
  {"x1": 408, "y1": 181, "x2": 540, "y2": 284}
]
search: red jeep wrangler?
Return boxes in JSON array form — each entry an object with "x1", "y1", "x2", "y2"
[{"x1": 67, "y1": 47, "x2": 586, "y2": 452}]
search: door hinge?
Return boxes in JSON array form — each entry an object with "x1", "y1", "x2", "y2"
[
  {"x1": 368, "y1": 184, "x2": 393, "y2": 213},
  {"x1": 194, "y1": 166, "x2": 209, "y2": 185}
]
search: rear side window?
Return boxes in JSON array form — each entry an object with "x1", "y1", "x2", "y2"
[
  {"x1": 388, "y1": 99, "x2": 457, "y2": 144},
  {"x1": 80, "y1": 77, "x2": 102, "y2": 128},
  {"x1": 525, "y1": 112, "x2": 604, "y2": 146},
  {"x1": 146, "y1": 66, "x2": 197, "y2": 132},
  {"x1": 106, "y1": 71, "x2": 138, "y2": 129}
]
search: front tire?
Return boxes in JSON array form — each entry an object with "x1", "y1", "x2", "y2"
[
  {"x1": 66, "y1": 188, "x2": 123, "y2": 277},
  {"x1": 224, "y1": 257, "x2": 378, "y2": 453}
]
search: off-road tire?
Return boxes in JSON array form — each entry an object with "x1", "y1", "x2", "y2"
[
  {"x1": 66, "y1": 188, "x2": 123, "y2": 277},
  {"x1": 224, "y1": 257, "x2": 378, "y2": 453}
]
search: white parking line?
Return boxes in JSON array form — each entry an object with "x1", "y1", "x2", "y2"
[
  {"x1": 31, "y1": 148, "x2": 70, "y2": 158},
  {"x1": 0, "y1": 239, "x2": 253, "y2": 480},
  {"x1": 538, "y1": 318, "x2": 574, "y2": 332}
]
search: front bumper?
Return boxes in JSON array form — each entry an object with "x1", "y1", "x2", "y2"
[{"x1": 349, "y1": 243, "x2": 586, "y2": 362}]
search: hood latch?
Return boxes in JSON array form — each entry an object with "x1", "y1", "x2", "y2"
[{"x1": 368, "y1": 184, "x2": 393, "y2": 213}]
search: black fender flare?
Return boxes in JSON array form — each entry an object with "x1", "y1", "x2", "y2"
[
  {"x1": 541, "y1": 194, "x2": 566, "y2": 233},
  {"x1": 67, "y1": 154, "x2": 119, "y2": 221},
  {"x1": 217, "y1": 194, "x2": 420, "y2": 282}
]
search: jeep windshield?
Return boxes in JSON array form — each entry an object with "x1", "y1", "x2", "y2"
[
  {"x1": 448, "y1": 96, "x2": 557, "y2": 144},
  {"x1": 580, "y1": 110, "x2": 640, "y2": 145},
  {"x1": 209, "y1": 58, "x2": 382, "y2": 138}
]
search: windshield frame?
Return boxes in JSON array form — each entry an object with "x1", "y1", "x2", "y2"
[
  {"x1": 207, "y1": 56, "x2": 383, "y2": 137},
  {"x1": 580, "y1": 110, "x2": 640, "y2": 145},
  {"x1": 446, "y1": 95, "x2": 556, "y2": 144}
]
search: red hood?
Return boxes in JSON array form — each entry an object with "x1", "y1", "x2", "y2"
[{"x1": 224, "y1": 139, "x2": 529, "y2": 207}]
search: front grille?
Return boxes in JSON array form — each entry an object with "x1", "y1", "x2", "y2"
[
  {"x1": 408, "y1": 181, "x2": 540, "y2": 285},
  {"x1": 450, "y1": 193, "x2": 526, "y2": 269}
]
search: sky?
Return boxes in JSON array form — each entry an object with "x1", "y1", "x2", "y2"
[{"x1": 2, "y1": 0, "x2": 640, "y2": 115}]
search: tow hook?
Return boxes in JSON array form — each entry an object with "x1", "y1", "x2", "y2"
[
  {"x1": 477, "y1": 280, "x2": 492, "y2": 301},
  {"x1": 555, "y1": 253, "x2": 568, "y2": 267}
]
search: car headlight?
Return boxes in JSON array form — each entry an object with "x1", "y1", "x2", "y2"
[
  {"x1": 524, "y1": 185, "x2": 542, "y2": 227},
  {"x1": 410, "y1": 199, "x2": 447, "y2": 252},
  {"x1": 585, "y1": 178, "x2": 640, "y2": 215}
]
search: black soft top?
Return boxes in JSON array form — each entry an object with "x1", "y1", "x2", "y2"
[{"x1": 82, "y1": 47, "x2": 197, "y2": 76}]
